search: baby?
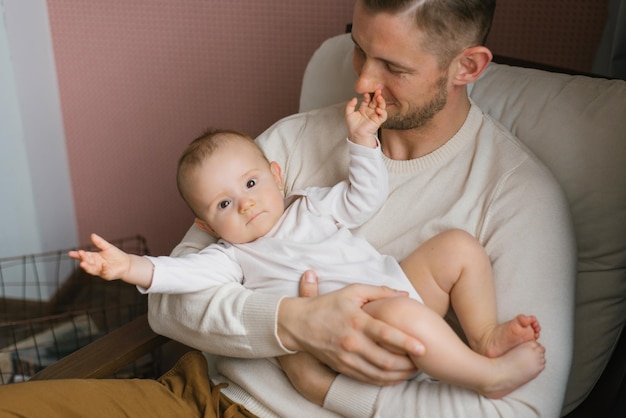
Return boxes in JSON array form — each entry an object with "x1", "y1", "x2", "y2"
[{"x1": 71, "y1": 90, "x2": 545, "y2": 399}]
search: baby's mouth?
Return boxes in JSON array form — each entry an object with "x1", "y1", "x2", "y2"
[{"x1": 246, "y1": 212, "x2": 262, "y2": 225}]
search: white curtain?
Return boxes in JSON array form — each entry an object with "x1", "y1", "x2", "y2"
[{"x1": 593, "y1": 0, "x2": 626, "y2": 79}]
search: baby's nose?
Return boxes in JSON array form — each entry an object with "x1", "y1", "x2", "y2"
[{"x1": 238, "y1": 198, "x2": 255, "y2": 213}]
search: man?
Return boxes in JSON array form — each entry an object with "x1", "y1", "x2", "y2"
[
  {"x1": 0, "y1": 1, "x2": 575, "y2": 416},
  {"x1": 150, "y1": 0, "x2": 575, "y2": 416}
]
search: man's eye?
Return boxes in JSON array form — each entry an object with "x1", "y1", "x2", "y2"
[
  {"x1": 218, "y1": 200, "x2": 231, "y2": 209},
  {"x1": 386, "y1": 64, "x2": 404, "y2": 75},
  {"x1": 246, "y1": 179, "x2": 257, "y2": 188}
]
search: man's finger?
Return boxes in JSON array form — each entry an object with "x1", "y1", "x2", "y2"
[
  {"x1": 365, "y1": 317, "x2": 425, "y2": 358},
  {"x1": 299, "y1": 270, "x2": 319, "y2": 297}
]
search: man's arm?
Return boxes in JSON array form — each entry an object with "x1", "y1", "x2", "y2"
[
  {"x1": 149, "y1": 224, "x2": 424, "y2": 378},
  {"x1": 281, "y1": 161, "x2": 576, "y2": 417},
  {"x1": 149, "y1": 223, "x2": 289, "y2": 357},
  {"x1": 333, "y1": 165, "x2": 576, "y2": 416}
]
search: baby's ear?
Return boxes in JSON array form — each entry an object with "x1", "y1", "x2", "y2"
[
  {"x1": 194, "y1": 218, "x2": 218, "y2": 237},
  {"x1": 270, "y1": 161, "x2": 284, "y2": 190}
]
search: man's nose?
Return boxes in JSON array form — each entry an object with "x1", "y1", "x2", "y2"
[
  {"x1": 238, "y1": 198, "x2": 255, "y2": 213},
  {"x1": 354, "y1": 61, "x2": 383, "y2": 94}
]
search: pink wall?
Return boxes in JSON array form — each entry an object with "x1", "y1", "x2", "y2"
[
  {"x1": 487, "y1": 0, "x2": 607, "y2": 73},
  {"x1": 47, "y1": 0, "x2": 606, "y2": 256},
  {"x1": 47, "y1": 0, "x2": 355, "y2": 255}
]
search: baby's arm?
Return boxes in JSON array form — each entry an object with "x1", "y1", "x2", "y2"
[
  {"x1": 345, "y1": 89, "x2": 387, "y2": 148},
  {"x1": 68, "y1": 233, "x2": 154, "y2": 288}
]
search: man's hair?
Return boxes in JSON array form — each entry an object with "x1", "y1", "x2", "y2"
[
  {"x1": 176, "y1": 128, "x2": 264, "y2": 215},
  {"x1": 360, "y1": 0, "x2": 496, "y2": 67}
]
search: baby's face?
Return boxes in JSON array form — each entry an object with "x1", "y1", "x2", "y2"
[{"x1": 188, "y1": 138, "x2": 285, "y2": 244}]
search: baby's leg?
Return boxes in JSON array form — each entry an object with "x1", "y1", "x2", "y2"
[
  {"x1": 364, "y1": 297, "x2": 546, "y2": 398},
  {"x1": 400, "y1": 229, "x2": 539, "y2": 357}
]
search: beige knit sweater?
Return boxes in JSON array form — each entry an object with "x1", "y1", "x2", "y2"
[{"x1": 149, "y1": 101, "x2": 576, "y2": 417}]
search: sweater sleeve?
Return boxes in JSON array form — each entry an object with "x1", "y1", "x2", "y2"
[
  {"x1": 140, "y1": 244, "x2": 243, "y2": 294},
  {"x1": 149, "y1": 285, "x2": 292, "y2": 357},
  {"x1": 306, "y1": 138, "x2": 388, "y2": 228}
]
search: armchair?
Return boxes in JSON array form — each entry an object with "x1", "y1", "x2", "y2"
[{"x1": 32, "y1": 34, "x2": 626, "y2": 418}]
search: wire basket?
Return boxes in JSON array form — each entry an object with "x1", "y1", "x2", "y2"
[{"x1": 0, "y1": 235, "x2": 157, "y2": 384}]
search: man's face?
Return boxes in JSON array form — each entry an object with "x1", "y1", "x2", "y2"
[{"x1": 351, "y1": 1, "x2": 450, "y2": 131}]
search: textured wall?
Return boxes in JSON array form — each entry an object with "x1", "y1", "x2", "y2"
[
  {"x1": 488, "y1": 0, "x2": 608, "y2": 73},
  {"x1": 48, "y1": 0, "x2": 355, "y2": 255},
  {"x1": 47, "y1": 0, "x2": 609, "y2": 255}
]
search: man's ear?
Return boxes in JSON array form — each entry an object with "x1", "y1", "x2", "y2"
[
  {"x1": 194, "y1": 218, "x2": 218, "y2": 237},
  {"x1": 270, "y1": 161, "x2": 284, "y2": 190},
  {"x1": 451, "y1": 46, "x2": 493, "y2": 86}
]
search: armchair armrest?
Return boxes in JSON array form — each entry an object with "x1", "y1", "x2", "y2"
[{"x1": 30, "y1": 314, "x2": 169, "y2": 380}]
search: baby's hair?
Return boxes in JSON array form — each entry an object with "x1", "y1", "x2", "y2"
[{"x1": 176, "y1": 128, "x2": 267, "y2": 215}]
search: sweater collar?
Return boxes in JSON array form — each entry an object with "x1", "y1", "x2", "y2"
[{"x1": 383, "y1": 102, "x2": 481, "y2": 174}]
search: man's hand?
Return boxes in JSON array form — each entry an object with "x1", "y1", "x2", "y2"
[{"x1": 277, "y1": 270, "x2": 423, "y2": 385}]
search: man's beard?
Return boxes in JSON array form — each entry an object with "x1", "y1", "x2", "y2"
[{"x1": 383, "y1": 74, "x2": 448, "y2": 130}]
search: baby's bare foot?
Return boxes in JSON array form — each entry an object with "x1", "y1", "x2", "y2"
[
  {"x1": 479, "y1": 341, "x2": 546, "y2": 399},
  {"x1": 479, "y1": 314, "x2": 541, "y2": 358}
]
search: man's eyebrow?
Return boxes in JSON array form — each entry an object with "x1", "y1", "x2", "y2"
[{"x1": 350, "y1": 34, "x2": 366, "y2": 53}]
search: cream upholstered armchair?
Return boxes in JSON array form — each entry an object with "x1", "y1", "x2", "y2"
[{"x1": 33, "y1": 34, "x2": 626, "y2": 418}]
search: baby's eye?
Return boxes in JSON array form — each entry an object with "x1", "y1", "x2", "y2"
[
  {"x1": 246, "y1": 179, "x2": 257, "y2": 188},
  {"x1": 218, "y1": 200, "x2": 231, "y2": 209}
]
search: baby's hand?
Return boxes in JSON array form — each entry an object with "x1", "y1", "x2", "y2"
[
  {"x1": 68, "y1": 233, "x2": 131, "y2": 281},
  {"x1": 345, "y1": 89, "x2": 387, "y2": 148}
]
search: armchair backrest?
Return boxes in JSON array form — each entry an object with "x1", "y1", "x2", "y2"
[{"x1": 300, "y1": 33, "x2": 626, "y2": 414}]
